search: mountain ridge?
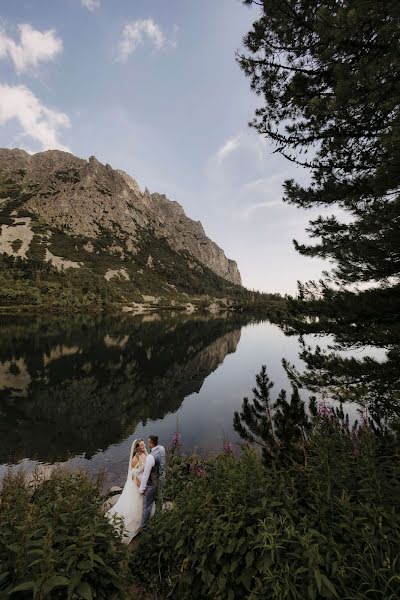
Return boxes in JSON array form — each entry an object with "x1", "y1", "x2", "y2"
[{"x1": 0, "y1": 148, "x2": 241, "y2": 286}]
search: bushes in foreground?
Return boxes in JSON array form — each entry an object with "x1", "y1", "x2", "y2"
[
  {"x1": 0, "y1": 470, "x2": 129, "y2": 599},
  {"x1": 1, "y1": 427, "x2": 400, "y2": 600},
  {"x1": 131, "y1": 427, "x2": 400, "y2": 599}
]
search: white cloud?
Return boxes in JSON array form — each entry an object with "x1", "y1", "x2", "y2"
[
  {"x1": 0, "y1": 84, "x2": 70, "y2": 151},
  {"x1": 241, "y1": 175, "x2": 283, "y2": 192},
  {"x1": 240, "y1": 199, "x2": 283, "y2": 219},
  {"x1": 0, "y1": 24, "x2": 62, "y2": 75},
  {"x1": 215, "y1": 135, "x2": 241, "y2": 163},
  {"x1": 116, "y1": 19, "x2": 173, "y2": 62},
  {"x1": 81, "y1": 0, "x2": 100, "y2": 11},
  {"x1": 206, "y1": 132, "x2": 266, "y2": 184},
  {"x1": 239, "y1": 177, "x2": 286, "y2": 218}
]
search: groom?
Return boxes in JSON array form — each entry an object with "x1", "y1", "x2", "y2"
[{"x1": 139, "y1": 435, "x2": 166, "y2": 528}]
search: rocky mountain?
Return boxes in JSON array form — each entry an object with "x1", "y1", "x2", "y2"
[{"x1": 0, "y1": 149, "x2": 241, "y2": 302}]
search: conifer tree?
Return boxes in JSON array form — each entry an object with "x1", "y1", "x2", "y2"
[
  {"x1": 233, "y1": 365, "x2": 311, "y2": 464},
  {"x1": 240, "y1": 0, "x2": 400, "y2": 419},
  {"x1": 274, "y1": 386, "x2": 312, "y2": 455}
]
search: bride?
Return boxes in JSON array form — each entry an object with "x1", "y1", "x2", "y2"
[{"x1": 105, "y1": 438, "x2": 147, "y2": 544}]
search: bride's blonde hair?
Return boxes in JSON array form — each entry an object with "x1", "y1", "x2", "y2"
[{"x1": 133, "y1": 438, "x2": 145, "y2": 456}]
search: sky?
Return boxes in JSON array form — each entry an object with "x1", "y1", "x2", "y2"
[{"x1": 0, "y1": 0, "x2": 329, "y2": 294}]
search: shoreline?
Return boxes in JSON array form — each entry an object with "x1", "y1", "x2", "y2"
[{"x1": 0, "y1": 299, "x2": 273, "y2": 316}]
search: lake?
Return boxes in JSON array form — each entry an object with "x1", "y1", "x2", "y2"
[{"x1": 0, "y1": 311, "x2": 365, "y2": 488}]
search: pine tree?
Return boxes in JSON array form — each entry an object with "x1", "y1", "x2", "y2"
[
  {"x1": 240, "y1": 0, "x2": 400, "y2": 420},
  {"x1": 274, "y1": 386, "x2": 312, "y2": 456},
  {"x1": 233, "y1": 365, "x2": 311, "y2": 465}
]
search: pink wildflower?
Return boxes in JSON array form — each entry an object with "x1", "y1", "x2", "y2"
[
  {"x1": 196, "y1": 465, "x2": 206, "y2": 477},
  {"x1": 318, "y1": 402, "x2": 334, "y2": 416},
  {"x1": 172, "y1": 431, "x2": 181, "y2": 447},
  {"x1": 223, "y1": 441, "x2": 233, "y2": 455}
]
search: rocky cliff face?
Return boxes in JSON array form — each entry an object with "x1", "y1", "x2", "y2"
[{"x1": 0, "y1": 148, "x2": 241, "y2": 285}]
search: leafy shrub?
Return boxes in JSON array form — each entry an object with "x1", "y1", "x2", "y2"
[
  {"x1": 131, "y1": 429, "x2": 400, "y2": 599},
  {"x1": 0, "y1": 469, "x2": 130, "y2": 599}
]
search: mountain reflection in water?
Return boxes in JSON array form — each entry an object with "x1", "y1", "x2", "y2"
[{"x1": 0, "y1": 313, "x2": 247, "y2": 467}]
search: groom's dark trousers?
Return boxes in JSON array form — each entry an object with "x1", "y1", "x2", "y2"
[{"x1": 141, "y1": 484, "x2": 158, "y2": 528}]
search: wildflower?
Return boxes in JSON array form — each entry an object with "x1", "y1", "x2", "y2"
[
  {"x1": 223, "y1": 441, "x2": 233, "y2": 455},
  {"x1": 223, "y1": 433, "x2": 234, "y2": 455},
  {"x1": 318, "y1": 402, "x2": 333, "y2": 416},
  {"x1": 196, "y1": 465, "x2": 205, "y2": 477},
  {"x1": 171, "y1": 431, "x2": 181, "y2": 447}
]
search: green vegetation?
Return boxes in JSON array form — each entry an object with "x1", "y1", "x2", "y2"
[
  {"x1": 131, "y1": 378, "x2": 400, "y2": 599},
  {"x1": 233, "y1": 364, "x2": 313, "y2": 466},
  {"x1": 0, "y1": 175, "x2": 288, "y2": 313},
  {"x1": 2, "y1": 369, "x2": 400, "y2": 599},
  {"x1": 0, "y1": 253, "x2": 126, "y2": 310},
  {"x1": 0, "y1": 469, "x2": 129, "y2": 599},
  {"x1": 281, "y1": 286, "x2": 400, "y2": 425},
  {"x1": 2, "y1": 2, "x2": 399, "y2": 597},
  {"x1": 10, "y1": 240, "x2": 22, "y2": 254},
  {"x1": 240, "y1": 0, "x2": 400, "y2": 419}
]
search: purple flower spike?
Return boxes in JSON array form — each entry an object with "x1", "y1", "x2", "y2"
[
  {"x1": 318, "y1": 402, "x2": 333, "y2": 416},
  {"x1": 172, "y1": 431, "x2": 182, "y2": 446},
  {"x1": 223, "y1": 442, "x2": 233, "y2": 455},
  {"x1": 196, "y1": 465, "x2": 205, "y2": 477}
]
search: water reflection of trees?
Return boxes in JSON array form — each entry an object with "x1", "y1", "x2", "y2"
[{"x1": 0, "y1": 313, "x2": 248, "y2": 464}]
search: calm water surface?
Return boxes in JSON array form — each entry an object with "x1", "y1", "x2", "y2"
[{"x1": 0, "y1": 312, "x2": 368, "y2": 487}]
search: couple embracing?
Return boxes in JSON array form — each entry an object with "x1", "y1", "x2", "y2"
[{"x1": 106, "y1": 435, "x2": 166, "y2": 544}]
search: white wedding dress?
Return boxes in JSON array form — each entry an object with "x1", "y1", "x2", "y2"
[{"x1": 105, "y1": 439, "x2": 144, "y2": 544}]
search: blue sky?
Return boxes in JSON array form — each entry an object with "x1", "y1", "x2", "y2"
[{"x1": 0, "y1": 0, "x2": 328, "y2": 293}]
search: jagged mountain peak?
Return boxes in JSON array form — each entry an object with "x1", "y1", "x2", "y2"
[{"x1": 0, "y1": 148, "x2": 242, "y2": 300}]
